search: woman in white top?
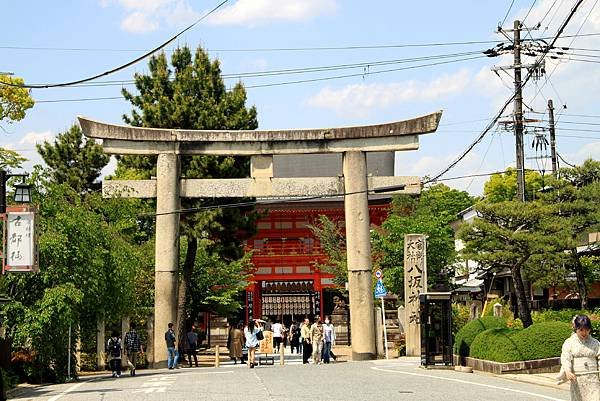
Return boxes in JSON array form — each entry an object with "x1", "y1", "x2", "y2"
[
  {"x1": 560, "y1": 315, "x2": 600, "y2": 401},
  {"x1": 244, "y1": 319, "x2": 261, "y2": 368}
]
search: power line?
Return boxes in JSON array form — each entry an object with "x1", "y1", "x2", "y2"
[
  {"x1": 33, "y1": 54, "x2": 487, "y2": 103},
  {"x1": 0, "y1": 39, "x2": 504, "y2": 54},
  {"x1": 34, "y1": 50, "x2": 486, "y2": 88},
  {"x1": 557, "y1": 152, "x2": 577, "y2": 167},
  {"x1": 0, "y1": 0, "x2": 229, "y2": 89},
  {"x1": 500, "y1": 0, "x2": 517, "y2": 28}
]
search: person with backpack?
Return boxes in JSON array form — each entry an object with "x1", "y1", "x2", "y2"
[
  {"x1": 124, "y1": 322, "x2": 143, "y2": 376},
  {"x1": 107, "y1": 330, "x2": 123, "y2": 377}
]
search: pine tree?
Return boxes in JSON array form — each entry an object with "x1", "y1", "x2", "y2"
[
  {"x1": 36, "y1": 124, "x2": 109, "y2": 193},
  {"x1": 119, "y1": 45, "x2": 259, "y2": 338}
]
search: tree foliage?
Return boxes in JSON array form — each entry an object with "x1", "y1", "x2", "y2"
[
  {"x1": 458, "y1": 200, "x2": 572, "y2": 327},
  {"x1": 483, "y1": 168, "x2": 545, "y2": 202},
  {"x1": 310, "y1": 184, "x2": 473, "y2": 297},
  {"x1": 373, "y1": 184, "x2": 474, "y2": 296},
  {"x1": 36, "y1": 124, "x2": 109, "y2": 193},
  {"x1": 0, "y1": 180, "x2": 151, "y2": 382},
  {"x1": 308, "y1": 215, "x2": 348, "y2": 290},
  {"x1": 118, "y1": 45, "x2": 259, "y2": 335},
  {"x1": 534, "y1": 159, "x2": 600, "y2": 308},
  {"x1": 0, "y1": 75, "x2": 34, "y2": 125}
]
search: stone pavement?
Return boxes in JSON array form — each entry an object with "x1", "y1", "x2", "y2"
[{"x1": 6, "y1": 347, "x2": 571, "y2": 401}]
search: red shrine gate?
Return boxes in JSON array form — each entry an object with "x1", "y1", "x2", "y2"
[{"x1": 244, "y1": 200, "x2": 390, "y2": 325}]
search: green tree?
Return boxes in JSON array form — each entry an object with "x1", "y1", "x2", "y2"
[
  {"x1": 308, "y1": 215, "x2": 348, "y2": 290},
  {"x1": 119, "y1": 45, "x2": 259, "y2": 339},
  {"x1": 0, "y1": 148, "x2": 27, "y2": 170},
  {"x1": 1, "y1": 180, "x2": 149, "y2": 382},
  {"x1": 484, "y1": 168, "x2": 545, "y2": 202},
  {"x1": 0, "y1": 75, "x2": 34, "y2": 125},
  {"x1": 187, "y1": 242, "x2": 252, "y2": 317},
  {"x1": 311, "y1": 184, "x2": 473, "y2": 296},
  {"x1": 36, "y1": 124, "x2": 109, "y2": 193},
  {"x1": 536, "y1": 159, "x2": 600, "y2": 309},
  {"x1": 458, "y1": 200, "x2": 571, "y2": 327}
]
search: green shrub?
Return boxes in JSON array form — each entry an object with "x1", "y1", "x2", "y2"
[
  {"x1": 468, "y1": 321, "x2": 572, "y2": 362},
  {"x1": 469, "y1": 328, "x2": 522, "y2": 362},
  {"x1": 513, "y1": 321, "x2": 572, "y2": 361},
  {"x1": 533, "y1": 309, "x2": 599, "y2": 338},
  {"x1": 453, "y1": 316, "x2": 507, "y2": 358}
]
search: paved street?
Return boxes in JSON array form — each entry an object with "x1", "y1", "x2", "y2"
[{"x1": 8, "y1": 355, "x2": 570, "y2": 401}]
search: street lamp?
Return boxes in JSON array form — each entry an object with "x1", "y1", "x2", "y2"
[
  {"x1": 13, "y1": 180, "x2": 32, "y2": 203},
  {"x1": 0, "y1": 170, "x2": 32, "y2": 213}
]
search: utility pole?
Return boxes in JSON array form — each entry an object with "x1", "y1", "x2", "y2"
[
  {"x1": 513, "y1": 20, "x2": 526, "y2": 202},
  {"x1": 548, "y1": 99, "x2": 558, "y2": 176}
]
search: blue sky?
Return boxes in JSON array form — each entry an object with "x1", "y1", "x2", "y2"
[{"x1": 2, "y1": 1, "x2": 599, "y2": 195}]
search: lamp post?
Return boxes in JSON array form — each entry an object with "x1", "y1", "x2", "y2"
[{"x1": 0, "y1": 170, "x2": 32, "y2": 214}]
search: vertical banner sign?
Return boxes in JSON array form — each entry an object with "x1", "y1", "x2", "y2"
[
  {"x1": 3, "y1": 209, "x2": 38, "y2": 273},
  {"x1": 247, "y1": 291, "x2": 254, "y2": 321},
  {"x1": 403, "y1": 234, "x2": 427, "y2": 356}
]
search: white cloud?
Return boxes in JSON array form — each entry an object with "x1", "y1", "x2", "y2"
[
  {"x1": 206, "y1": 0, "x2": 338, "y2": 26},
  {"x1": 121, "y1": 11, "x2": 160, "y2": 33},
  {"x1": 567, "y1": 141, "x2": 600, "y2": 164},
  {"x1": 307, "y1": 69, "x2": 470, "y2": 118},
  {"x1": 103, "y1": 0, "x2": 199, "y2": 33},
  {"x1": 19, "y1": 131, "x2": 55, "y2": 146}
]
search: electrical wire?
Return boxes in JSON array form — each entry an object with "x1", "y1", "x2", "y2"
[
  {"x1": 33, "y1": 50, "x2": 486, "y2": 88},
  {"x1": 33, "y1": 54, "x2": 487, "y2": 103},
  {"x1": 501, "y1": 0, "x2": 517, "y2": 28},
  {"x1": 0, "y1": 0, "x2": 229, "y2": 89},
  {"x1": 0, "y1": 39, "x2": 505, "y2": 54},
  {"x1": 557, "y1": 152, "x2": 577, "y2": 167}
]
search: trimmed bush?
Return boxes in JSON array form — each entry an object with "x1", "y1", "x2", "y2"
[
  {"x1": 468, "y1": 321, "x2": 572, "y2": 363},
  {"x1": 513, "y1": 321, "x2": 572, "y2": 361},
  {"x1": 469, "y1": 328, "x2": 521, "y2": 362},
  {"x1": 453, "y1": 316, "x2": 507, "y2": 358}
]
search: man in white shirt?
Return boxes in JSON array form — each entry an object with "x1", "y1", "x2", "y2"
[{"x1": 272, "y1": 320, "x2": 283, "y2": 353}]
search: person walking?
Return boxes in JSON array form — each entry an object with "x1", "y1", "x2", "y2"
[
  {"x1": 185, "y1": 325, "x2": 199, "y2": 367},
  {"x1": 165, "y1": 322, "x2": 179, "y2": 369},
  {"x1": 322, "y1": 315, "x2": 336, "y2": 363},
  {"x1": 229, "y1": 322, "x2": 244, "y2": 364},
  {"x1": 244, "y1": 318, "x2": 262, "y2": 368},
  {"x1": 300, "y1": 317, "x2": 312, "y2": 364},
  {"x1": 124, "y1": 323, "x2": 143, "y2": 376},
  {"x1": 272, "y1": 319, "x2": 283, "y2": 353},
  {"x1": 309, "y1": 317, "x2": 324, "y2": 364},
  {"x1": 560, "y1": 315, "x2": 600, "y2": 401},
  {"x1": 107, "y1": 330, "x2": 123, "y2": 378}
]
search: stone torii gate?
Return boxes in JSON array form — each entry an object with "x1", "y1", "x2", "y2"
[{"x1": 79, "y1": 111, "x2": 441, "y2": 365}]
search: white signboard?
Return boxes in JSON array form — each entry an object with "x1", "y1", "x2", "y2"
[{"x1": 4, "y1": 211, "x2": 37, "y2": 272}]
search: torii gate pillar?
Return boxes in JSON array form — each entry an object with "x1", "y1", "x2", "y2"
[
  {"x1": 154, "y1": 153, "x2": 180, "y2": 361},
  {"x1": 343, "y1": 151, "x2": 376, "y2": 359}
]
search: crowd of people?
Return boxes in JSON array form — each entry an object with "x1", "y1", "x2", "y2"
[
  {"x1": 228, "y1": 315, "x2": 338, "y2": 368},
  {"x1": 102, "y1": 312, "x2": 599, "y2": 401}
]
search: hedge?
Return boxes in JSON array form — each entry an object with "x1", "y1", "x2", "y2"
[
  {"x1": 469, "y1": 328, "x2": 521, "y2": 362},
  {"x1": 453, "y1": 316, "x2": 507, "y2": 358},
  {"x1": 468, "y1": 321, "x2": 572, "y2": 363}
]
